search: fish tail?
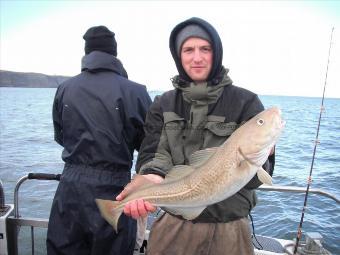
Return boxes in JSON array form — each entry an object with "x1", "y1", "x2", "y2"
[{"x1": 95, "y1": 198, "x2": 122, "y2": 233}]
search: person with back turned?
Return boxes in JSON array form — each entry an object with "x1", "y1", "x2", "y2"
[
  {"x1": 116, "y1": 17, "x2": 275, "y2": 255},
  {"x1": 46, "y1": 25, "x2": 152, "y2": 255}
]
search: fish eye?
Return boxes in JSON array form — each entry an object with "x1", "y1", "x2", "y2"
[{"x1": 257, "y1": 119, "x2": 265, "y2": 126}]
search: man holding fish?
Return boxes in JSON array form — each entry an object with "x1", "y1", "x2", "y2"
[{"x1": 97, "y1": 17, "x2": 283, "y2": 255}]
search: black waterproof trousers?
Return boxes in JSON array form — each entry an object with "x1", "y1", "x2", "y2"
[{"x1": 46, "y1": 164, "x2": 136, "y2": 255}]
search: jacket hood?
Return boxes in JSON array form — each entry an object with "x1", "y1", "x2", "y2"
[
  {"x1": 81, "y1": 51, "x2": 128, "y2": 78},
  {"x1": 169, "y1": 17, "x2": 223, "y2": 85}
]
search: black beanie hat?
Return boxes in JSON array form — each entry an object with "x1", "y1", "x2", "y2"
[{"x1": 83, "y1": 25, "x2": 117, "y2": 56}]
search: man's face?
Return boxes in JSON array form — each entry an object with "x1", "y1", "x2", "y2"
[{"x1": 180, "y1": 37, "x2": 213, "y2": 83}]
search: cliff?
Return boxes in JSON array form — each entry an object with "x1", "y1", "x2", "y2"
[{"x1": 0, "y1": 70, "x2": 70, "y2": 88}]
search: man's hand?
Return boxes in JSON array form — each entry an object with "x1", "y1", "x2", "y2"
[{"x1": 116, "y1": 174, "x2": 164, "y2": 219}]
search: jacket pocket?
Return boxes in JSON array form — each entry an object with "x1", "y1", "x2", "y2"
[
  {"x1": 203, "y1": 116, "x2": 240, "y2": 148},
  {"x1": 163, "y1": 112, "x2": 186, "y2": 165}
]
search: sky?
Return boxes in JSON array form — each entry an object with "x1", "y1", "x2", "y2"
[{"x1": 1, "y1": 0, "x2": 340, "y2": 98}]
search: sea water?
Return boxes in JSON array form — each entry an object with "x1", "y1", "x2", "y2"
[{"x1": 0, "y1": 88, "x2": 339, "y2": 254}]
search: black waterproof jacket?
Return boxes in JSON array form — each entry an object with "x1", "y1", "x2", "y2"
[{"x1": 53, "y1": 51, "x2": 152, "y2": 170}]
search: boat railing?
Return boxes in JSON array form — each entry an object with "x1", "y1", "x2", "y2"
[
  {"x1": 258, "y1": 184, "x2": 340, "y2": 203},
  {"x1": 1, "y1": 173, "x2": 339, "y2": 255},
  {"x1": 5, "y1": 173, "x2": 60, "y2": 255}
]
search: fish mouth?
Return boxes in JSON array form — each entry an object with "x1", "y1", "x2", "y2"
[{"x1": 272, "y1": 107, "x2": 285, "y2": 129}]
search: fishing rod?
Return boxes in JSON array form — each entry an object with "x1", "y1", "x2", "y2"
[{"x1": 293, "y1": 27, "x2": 335, "y2": 255}]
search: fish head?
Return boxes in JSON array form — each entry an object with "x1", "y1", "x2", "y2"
[{"x1": 235, "y1": 107, "x2": 285, "y2": 166}]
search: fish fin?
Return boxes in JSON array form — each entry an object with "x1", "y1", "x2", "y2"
[
  {"x1": 95, "y1": 199, "x2": 122, "y2": 233},
  {"x1": 162, "y1": 206, "x2": 206, "y2": 220},
  {"x1": 189, "y1": 147, "x2": 218, "y2": 167},
  {"x1": 257, "y1": 168, "x2": 273, "y2": 185},
  {"x1": 165, "y1": 165, "x2": 196, "y2": 182}
]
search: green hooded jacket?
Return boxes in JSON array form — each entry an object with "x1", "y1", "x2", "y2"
[{"x1": 136, "y1": 17, "x2": 275, "y2": 222}]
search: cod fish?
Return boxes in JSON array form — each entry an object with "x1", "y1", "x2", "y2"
[{"x1": 96, "y1": 107, "x2": 285, "y2": 232}]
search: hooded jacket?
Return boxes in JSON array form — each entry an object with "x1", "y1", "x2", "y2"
[
  {"x1": 136, "y1": 17, "x2": 275, "y2": 222},
  {"x1": 53, "y1": 51, "x2": 152, "y2": 171},
  {"x1": 169, "y1": 17, "x2": 224, "y2": 85}
]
